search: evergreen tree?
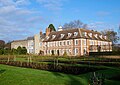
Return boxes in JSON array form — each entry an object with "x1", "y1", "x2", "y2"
[
  {"x1": 21, "y1": 47, "x2": 27, "y2": 54},
  {"x1": 48, "y1": 24, "x2": 56, "y2": 31},
  {"x1": 17, "y1": 46, "x2": 22, "y2": 55},
  {"x1": 12, "y1": 48, "x2": 18, "y2": 55}
]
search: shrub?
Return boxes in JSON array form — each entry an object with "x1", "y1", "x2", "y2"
[{"x1": 63, "y1": 51, "x2": 67, "y2": 57}]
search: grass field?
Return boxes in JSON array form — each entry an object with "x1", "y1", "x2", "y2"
[{"x1": 0, "y1": 64, "x2": 120, "y2": 85}]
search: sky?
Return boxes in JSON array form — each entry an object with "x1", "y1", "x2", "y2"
[{"x1": 0, "y1": 0, "x2": 120, "y2": 43}]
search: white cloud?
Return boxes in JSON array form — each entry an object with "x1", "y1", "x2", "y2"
[
  {"x1": 36, "y1": 0, "x2": 67, "y2": 11},
  {"x1": 87, "y1": 21, "x2": 117, "y2": 31},
  {"x1": 0, "y1": 5, "x2": 16, "y2": 14},
  {"x1": 15, "y1": 0, "x2": 31, "y2": 6},
  {"x1": 0, "y1": 0, "x2": 48, "y2": 42},
  {"x1": 0, "y1": 0, "x2": 30, "y2": 6},
  {"x1": 0, "y1": 0, "x2": 15, "y2": 6}
]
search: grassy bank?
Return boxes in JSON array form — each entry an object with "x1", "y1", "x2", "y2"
[{"x1": 0, "y1": 64, "x2": 120, "y2": 85}]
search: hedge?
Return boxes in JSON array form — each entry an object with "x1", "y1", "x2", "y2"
[
  {"x1": 89, "y1": 51, "x2": 120, "y2": 56},
  {"x1": 0, "y1": 61, "x2": 106, "y2": 75}
]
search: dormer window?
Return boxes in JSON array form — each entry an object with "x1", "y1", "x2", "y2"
[
  {"x1": 74, "y1": 32, "x2": 78, "y2": 36},
  {"x1": 61, "y1": 34, "x2": 65, "y2": 38},
  {"x1": 100, "y1": 35, "x2": 102, "y2": 39},
  {"x1": 52, "y1": 35, "x2": 56, "y2": 39},
  {"x1": 68, "y1": 33, "x2": 72, "y2": 37},
  {"x1": 46, "y1": 36, "x2": 49, "y2": 40},
  {"x1": 104, "y1": 36, "x2": 107, "y2": 39},
  {"x1": 82, "y1": 32, "x2": 87, "y2": 36},
  {"x1": 94, "y1": 34, "x2": 98, "y2": 38},
  {"x1": 89, "y1": 33, "x2": 92, "y2": 37}
]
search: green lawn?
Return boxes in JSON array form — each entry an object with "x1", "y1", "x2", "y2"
[
  {"x1": 0, "y1": 64, "x2": 120, "y2": 85},
  {"x1": 0, "y1": 64, "x2": 88, "y2": 85}
]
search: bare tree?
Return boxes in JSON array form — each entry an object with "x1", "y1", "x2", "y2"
[
  {"x1": 62, "y1": 20, "x2": 87, "y2": 29},
  {"x1": 101, "y1": 29, "x2": 119, "y2": 44}
]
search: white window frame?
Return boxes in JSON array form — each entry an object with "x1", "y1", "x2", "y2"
[
  {"x1": 67, "y1": 40, "x2": 69, "y2": 45},
  {"x1": 100, "y1": 35, "x2": 103, "y2": 39},
  {"x1": 89, "y1": 33, "x2": 92, "y2": 37},
  {"x1": 104, "y1": 36, "x2": 107, "y2": 39},
  {"x1": 74, "y1": 48, "x2": 78, "y2": 55},
  {"x1": 61, "y1": 34, "x2": 65, "y2": 38},
  {"x1": 68, "y1": 33, "x2": 72, "y2": 37},
  {"x1": 83, "y1": 39, "x2": 86, "y2": 45},
  {"x1": 75, "y1": 39, "x2": 78, "y2": 45},
  {"x1": 52, "y1": 35, "x2": 56, "y2": 39},
  {"x1": 95, "y1": 34, "x2": 98, "y2": 38},
  {"x1": 74, "y1": 32, "x2": 78, "y2": 36},
  {"x1": 46, "y1": 36, "x2": 49, "y2": 40}
]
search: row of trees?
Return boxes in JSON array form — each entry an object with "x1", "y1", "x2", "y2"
[
  {"x1": 0, "y1": 46, "x2": 27, "y2": 55},
  {"x1": 64, "y1": 20, "x2": 119, "y2": 45},
  {"x1": 49, "y1": 20, "x2": 119, "y2": 45}
]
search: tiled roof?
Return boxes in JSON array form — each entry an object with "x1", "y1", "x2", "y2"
[
  {"x1": 43, "y1": 28, "x2": 111, "y2": 42},
  {"x1": 40, "y1": 33, "x2": 46, "y2": 39},
  {"x1": 43, "y1": 29, "x2": 81, "y2": 42},
  {"x1": 27, "y1": 36, "x2": 34, "y2": 40}
]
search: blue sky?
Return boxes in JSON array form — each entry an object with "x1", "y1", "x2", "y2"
[{"x1": 0, "y1": 0, "x2": 120, "y2": 42}]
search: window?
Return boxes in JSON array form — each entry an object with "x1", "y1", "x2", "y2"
[
  {"x1": 56, "y1": 42, "x2": 58, "y2": 46},
  {"x1": 47, "y1": 42, "x2": 49, "y2": 47},
  {"x1": 46, "y1": 36, "x2": 49, "y2": 40},
  {"x1": 82, "y1": 32, "x2": 87, "y2": 36},
  {"x1": 74, "y1": 32, "x2": 78, "y2": 36},
  {"x1": 100, "y1": 35, "x2": 102, "y2": 39},
  {"x1": 82, "y1": 32, "x2": 85, "y2": 36},
  {"x1": 69, "y1": 49, "x2": 71, "y2": 52},
  {"x1": 59, "y1": 49, "x2": 62, "y2": 54},
  {"x1": 75, "y1": 40, "x2": 78, "y2": 45},
  {"x1": 62, "y1": 49, "x2": 64, "y2": 54},
  {"x1": 83, "y1": 48, "x2": 87, "y2": 54},
  {"x1": 52, "y1": 35, "x2": 56, "y2": 39},
  {"x1": 61, "y1": 34, "x2": 65, "y2": 38},
  {"x1": 66, "y1": 49, "x2": 69, "y2": 54},
  {"x1": 90, "y1": 40, "x2": 93, "y2": 45},
  {"x1": 89, "y1": 33, "x2": 92, "y2": 37},
  {"x1": 63, "y1": 41, "x2": 66, "y2": 46},
  {"x1": 69, "y1": 41, "x2": 71, "y2": 45},
  {"x1": 74, "y1": 48, "x2": 78, "y2": 55},
  {"x1": 104, "y1": 36, "x2": 107, "y2": 39},
  {"x1": 67, "y1": 40, "x2": 71, "y2": 45},
  {"x1": 68, "y1": 33, "x2": 72, "y2": 37},
  {"x1": 60, "y1": 42, "x2": 62, "y2": 46},
  {"x1": 98, "y1": 41, "x2": 101, "y2": 45},
  {"x1": 83, "y1": 39, "x2": 86, "y2": 45},
  {"x1": 95, "y1": 34, "x2": 98, "y2": 38}
]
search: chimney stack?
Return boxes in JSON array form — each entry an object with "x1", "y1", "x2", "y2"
[
  {"x1": 46, "y1": 28, "x2": 51, "y2": 36},
  {"x1": 40, "y1": 31, "x2": 42, "y2": 36}
]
